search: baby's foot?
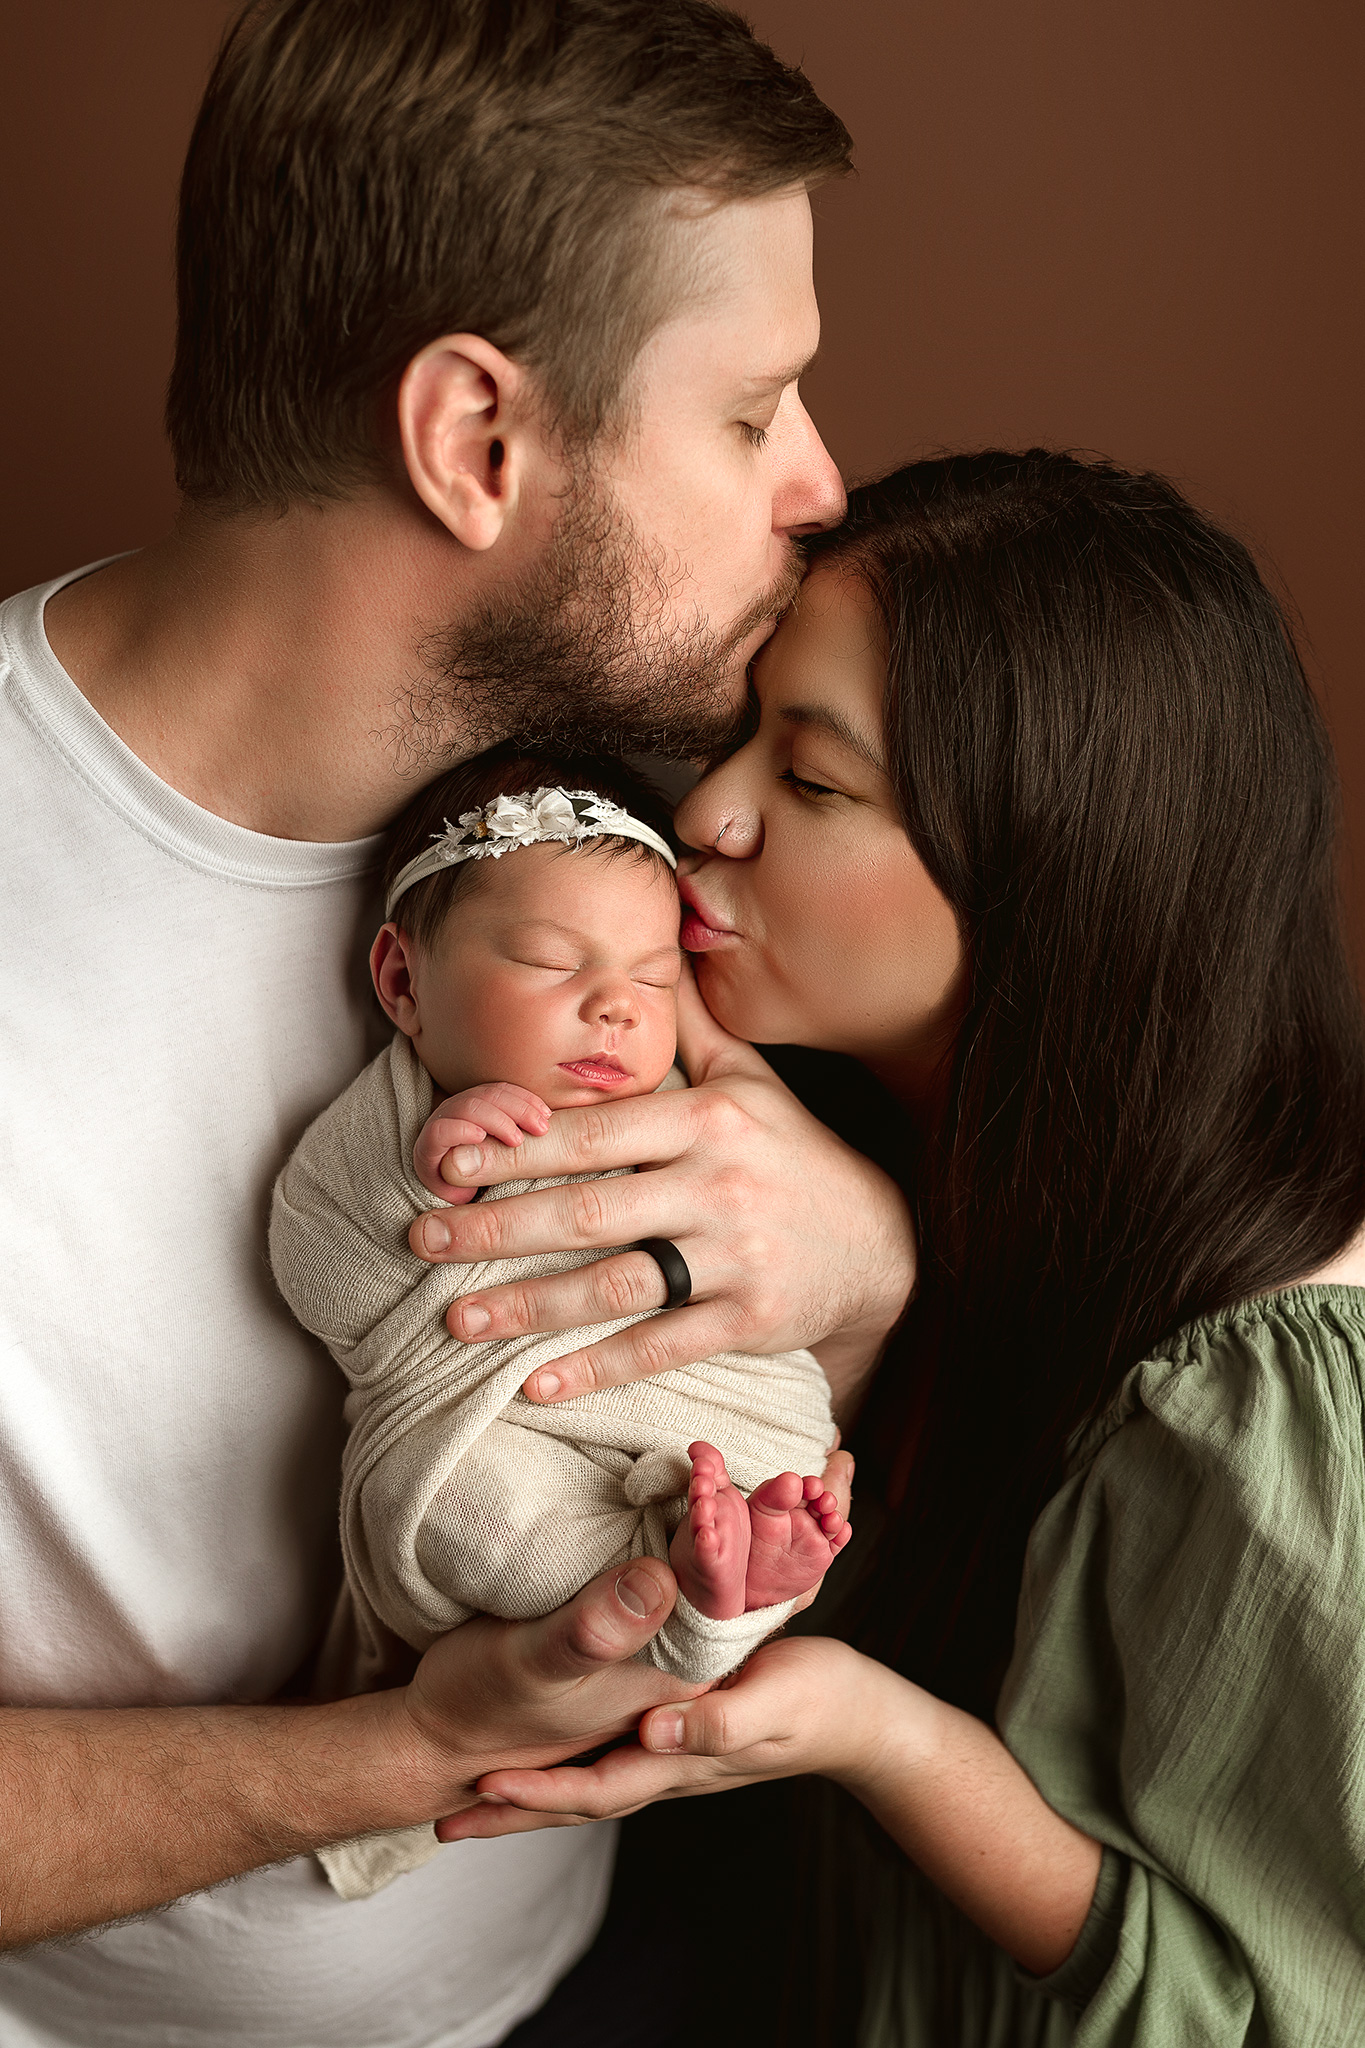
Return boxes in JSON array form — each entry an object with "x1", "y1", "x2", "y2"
[
  {"x1": 744, "y1": 1472, "x2": 852, "y2": 1611},
  {"x1": 669, "y1": 1441, "x2": 751, "y2": 1620}
]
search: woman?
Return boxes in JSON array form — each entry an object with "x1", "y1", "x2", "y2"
[{"x1": 447, "y1": 451, "x2": 1365, "y2": 2043}]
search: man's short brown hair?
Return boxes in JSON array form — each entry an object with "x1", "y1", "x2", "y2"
[{"x1": 167, "y1": 0, "x2": 850, "y2": 510}]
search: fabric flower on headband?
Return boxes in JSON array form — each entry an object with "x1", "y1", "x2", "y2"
[
  {"x1": 384, "y1": 785, "x2": 677, "y2": 916},
  {"x1": 458, "y1": 789, "x2": 581, "y2": 845}
]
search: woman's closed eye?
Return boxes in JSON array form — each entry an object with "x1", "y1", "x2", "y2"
[{"x1": 780, "y1": 767, "x2": 843, "y2": 800}]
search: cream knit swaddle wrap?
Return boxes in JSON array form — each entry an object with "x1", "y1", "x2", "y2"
[{"x1": 269, "y1": 1034, "x2": 835, "y2": 1897}]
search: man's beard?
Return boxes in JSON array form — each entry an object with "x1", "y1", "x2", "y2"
[{"x1": 397, "y1": 468, "x2": 802, "y2": 769}]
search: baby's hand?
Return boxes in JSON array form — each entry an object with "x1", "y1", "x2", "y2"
[{"x1": 413, "y1": 1085, "x2": 552, "y2": 1205}]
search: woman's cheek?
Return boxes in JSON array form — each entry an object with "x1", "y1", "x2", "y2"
[{"x1": 694, "y1": 945, "x2": 806, "y2": 1046}]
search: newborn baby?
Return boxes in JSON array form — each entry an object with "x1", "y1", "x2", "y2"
[{"x1": 270, "y1": 746, "x2": 847, "y2": 1896}]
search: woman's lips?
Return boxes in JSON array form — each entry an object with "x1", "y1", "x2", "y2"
[
  {"x1": 678, "y1": 876, "x2": 738, "y2": 954},
  {"x1": 557, "y1": 1056, "x2": 633, "y2": 1089}
]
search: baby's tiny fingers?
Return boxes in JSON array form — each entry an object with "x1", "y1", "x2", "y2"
[
  {"x1": 423, "y1": 1118, "x2": 489, "y2": 1148},
  {"x1": 463, "y1": 1103, "x2": 536, "y2": 1148}
]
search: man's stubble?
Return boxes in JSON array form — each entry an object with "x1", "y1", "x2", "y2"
[{"x1": 395, "y1": 465, "x2": 802, "y2": 771}]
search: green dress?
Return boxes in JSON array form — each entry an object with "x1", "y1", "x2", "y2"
[{"x1": 863, "y1": 1285, "x2": 1365, "y2": 2046}]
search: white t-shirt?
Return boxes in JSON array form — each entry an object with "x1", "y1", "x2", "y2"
[{"x1": 0, "y1": 566, "x2": 616, "y2": 2047}]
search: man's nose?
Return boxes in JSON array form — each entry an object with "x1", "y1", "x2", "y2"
[{"x1": 772, "y1": 391, "x2": 846, "y2": 538}]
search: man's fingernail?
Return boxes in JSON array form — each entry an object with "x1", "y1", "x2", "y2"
[
  {"x1": 530, "y1": 1372, "x2": 562, "y2": 1401},
  {"x1": 422, "y1": 1217, "x2": 452, "y2": 1252},
  {"x1": 451, "y1": 1146, "x2": 482, "y2": 1174},
  {"x1": 649, "y1": 1714, "x2": 686, "y2": 1752},
  {"x1": 460, "y1": 1305, "x2": 491, "y2": 1336},
  {"x1": 615, "y1": 1567, "x2": 662, "y2": 1618}
]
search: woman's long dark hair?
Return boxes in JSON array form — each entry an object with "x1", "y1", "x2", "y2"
[{"x1": 810, "y1": 450, "x2": 1365, "y2": 1717}]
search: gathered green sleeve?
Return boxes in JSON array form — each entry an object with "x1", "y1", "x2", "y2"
[{"x1": 997, "y1": 1287, "x2": 1365, "y2": 2046}]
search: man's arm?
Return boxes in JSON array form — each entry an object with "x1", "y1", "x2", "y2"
[
  {"x1": 410, "y1": 975, "x2": 916, "y2": 1419},
  {"x1": 0, "y1": 1560, "x2": 686, "y2": 1950}
]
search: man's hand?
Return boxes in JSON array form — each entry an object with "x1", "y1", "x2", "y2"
[
  {"x1": 397, "y1": 1557, "x2": 706, "y2": 1816},
  {"x1": 436, "y1": 1588, "x2": 1104, "y2": 1986},
  {"x1": 429, "y1": 1444, "x2": 854, "y2": 1843},
  {"x1": 433, "y1": 1634, "x2": 860, "y2": 1842},
  {"x1": 408, "y1": 973, "x2": 915, "y2": 1415},
  {"x1": 413, "y1": 1083, "x2": 552, "y2": 1207},
  {"x1": 0, "y1": 1559, "x2": 692, "y2": 1951}
]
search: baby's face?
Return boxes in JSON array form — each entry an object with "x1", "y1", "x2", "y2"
[{"x1": 402, "y1": 842, "x2": 683, "y2": 1107}]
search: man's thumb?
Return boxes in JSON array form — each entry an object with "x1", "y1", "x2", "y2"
[{"x1": 525, "y1": 1561, "x2": 677, "y2": 1683}]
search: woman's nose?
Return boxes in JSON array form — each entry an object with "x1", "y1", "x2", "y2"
[{"x1": 675, "y1": 773, "x2": 762, "y2": 859}]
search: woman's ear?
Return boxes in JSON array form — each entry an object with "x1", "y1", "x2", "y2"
[
  {"x1": 371, "y1": 922, "x2": 422, "y2": 1035},
  {"x1": 397, "y1": 333, "x2": 529, "y2": 551}
]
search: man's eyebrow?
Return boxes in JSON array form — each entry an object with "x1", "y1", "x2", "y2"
[{"x1": 780, "y1": 704, "x2": 885, "y2": 773}]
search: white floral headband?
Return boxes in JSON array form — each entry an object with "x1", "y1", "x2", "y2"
[{"x1": 384, "y1": 786, "x2": 677, "y2": 917}]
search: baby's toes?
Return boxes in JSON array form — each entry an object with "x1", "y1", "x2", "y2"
[
  {"x1": 691, "y1": 1491, "x2": 717, "y2": 1535},
  {"x1": 688, "y1": 1469, "x2": 715, "y2": 1506},
  {"x1": 749, "y1": 1470, "x2": 805, "y2": 1517}
]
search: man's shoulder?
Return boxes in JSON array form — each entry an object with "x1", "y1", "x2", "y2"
[{"x1": 0, "y1": 558, "x2": 126, "y2": 659}]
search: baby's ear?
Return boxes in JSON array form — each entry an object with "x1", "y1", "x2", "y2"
[{"x1": 370, "y1": 922, "x2": 421, "y2": 1035}]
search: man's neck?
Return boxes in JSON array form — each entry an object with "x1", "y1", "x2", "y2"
[{"x1": 43, "y1": 492, "x2": 484, "y2": 843}]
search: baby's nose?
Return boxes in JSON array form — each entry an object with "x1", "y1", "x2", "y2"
[{"x1": 587, "y1": 981, "x2": 638, "y2": 1026}]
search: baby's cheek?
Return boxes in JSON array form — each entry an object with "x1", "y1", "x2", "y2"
[
  {"x1": 636, "y1": 1002, "x2": 680, "y2": 1089},
  {"x1": 457, "y1": 990, "x2": 556, "y2": 1090}
]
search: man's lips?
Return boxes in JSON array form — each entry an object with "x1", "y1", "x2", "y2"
[
  {"x1": 558, "y1": 1056, "x2": 633, "y2": 1089},
  {"x1": 678, "y1": 875, "x2": 737, "y2": 953}
]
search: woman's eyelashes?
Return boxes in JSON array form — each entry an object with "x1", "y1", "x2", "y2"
[{"x1": 779, "y1": 766, "x2": 842, "y2": 800}]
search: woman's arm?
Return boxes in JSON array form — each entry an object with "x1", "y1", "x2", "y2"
[{"x1": 440, "y1": 1633, "x2": 1101, "y2": 1979}]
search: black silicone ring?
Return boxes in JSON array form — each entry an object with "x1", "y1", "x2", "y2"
[{"x1": 635, "y1": 1237, "x2": 693, "y2": 1310}]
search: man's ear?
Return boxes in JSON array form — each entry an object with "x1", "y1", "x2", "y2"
[
  {"x1": 398, "y1": 334, "x2": 532, "y2": 550},
  {"x1": 371, "y1": 922, "x2": 422, "y2": 1036}
]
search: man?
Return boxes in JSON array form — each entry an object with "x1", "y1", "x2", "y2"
[{"x1": 0, "y1": 2, "x2": 914, "y2": 2040}]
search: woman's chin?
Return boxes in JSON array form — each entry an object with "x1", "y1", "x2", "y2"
[{"x1": 692, "y1": 954, "x2": 788, "y2": 1045}]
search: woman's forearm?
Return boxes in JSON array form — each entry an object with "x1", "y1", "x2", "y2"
[
  {"x1": 837, "y1": 1656, "x2": 1102, "y2": 1977},
  {"x1": 452, "y1": 1632, "x2": 1101, "y2": 1978}
]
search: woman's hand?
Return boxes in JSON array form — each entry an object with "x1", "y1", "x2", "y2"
[
  {"x1": 407, "y1": 971, "x2": 916, "y2": 1417},
  {"x1": 434, "y1": 1633, "x2": 877, "y2": 1842},
  {"x1": 441, "y1": 1589, "x2": 1103, "y2": 1981}
]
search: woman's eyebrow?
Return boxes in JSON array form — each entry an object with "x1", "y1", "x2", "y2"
[
  {"x1": 780, "y1": 704, "x2": 885, "y2": 772},
  {"x1": 738, "y1": 348, "x2": 818, "y2": 397}
]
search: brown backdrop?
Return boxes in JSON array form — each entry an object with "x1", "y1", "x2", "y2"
[{"x1": 3, "y1": 0, "x2": 1362, "y2": 930}]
